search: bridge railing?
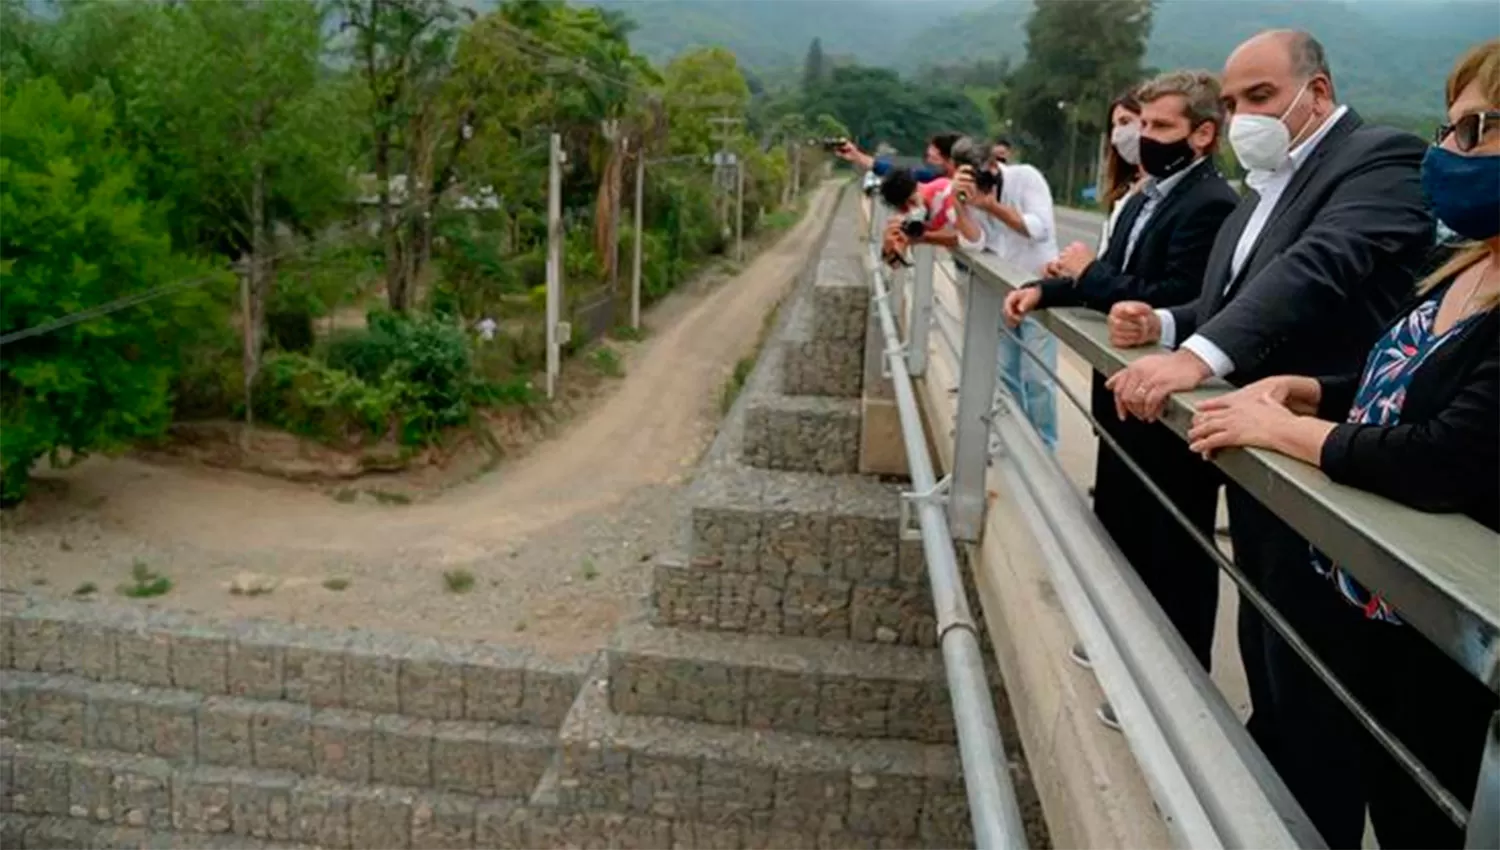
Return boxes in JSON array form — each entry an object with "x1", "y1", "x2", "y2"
[{"x1": 860, "y1": 201, "x2": 1500, "y2": 848}]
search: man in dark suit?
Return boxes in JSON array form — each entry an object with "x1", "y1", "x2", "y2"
[
  {"x1": 1005, "y1": 70, "x2": 1240, "y2": 674},
  {"x1": 1104, "y1": 30, "x2": 1434, "y2": 756}
]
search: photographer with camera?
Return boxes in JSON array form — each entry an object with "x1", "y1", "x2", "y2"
[
  {"x1": 875, "y1": 166, "x2": 960, "y2": 266},
  {"x1": 835, "y1": 133, "x2": 960, "y2": 183},
  {"x1": 950, "y1": 136, "x2": 1062, "y2": 450}
]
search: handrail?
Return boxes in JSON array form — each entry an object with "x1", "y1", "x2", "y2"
[
  {"x1": 893, "y1": 240, "x2": 1321, "y2": 848},
  {"x1": 860, "y1": 212, "x2": 1029, "y2": 848},
  {"x1": 935, "y1": 243, "x2": 1499, "y2": 848},
  {"x1": 953, "y1": 247, "x2": 1500, "y2": 693}
]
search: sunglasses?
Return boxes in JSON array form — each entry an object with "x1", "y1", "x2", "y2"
[{"x1": 1434, "y1": 110, "x2": 1500, "y2": 153}]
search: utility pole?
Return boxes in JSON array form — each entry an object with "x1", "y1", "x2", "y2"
[
  {"x1": 545, "y1": 132, "x2": 563, "y2": 400},
  {"x1": 240, "y1": 270, "x2": 255, "y2": 441},
  {"x1": 708, "y1": 115, "x2": 744, "y2": 236},
  {"x1": 631, "y1": 149, "x2": 645, "y2": 331},
  {"x1": 604, "y1": 120, "x2": 622, "y2": 297},
  {"x1": 734, "y1": 160, "x2": 744, "y2": 263}
]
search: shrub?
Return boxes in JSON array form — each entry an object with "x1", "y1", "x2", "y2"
[
  {"x1": 254, "y1": 353, "x2": 397, "y2": 443},
  {"x1": 0, "y1": 78, "x2": 225, "y2": 504}
]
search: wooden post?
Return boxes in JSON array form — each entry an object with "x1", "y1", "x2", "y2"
[
  {"x1": 734, "y1": 159, "x2": 744, "y2": 263},
  {"x1": 632, "y1": 151, "x2": 645, "y2": 330},
  {"x1": 545, "y1": 132, "x2": 562, "y2": 400}
]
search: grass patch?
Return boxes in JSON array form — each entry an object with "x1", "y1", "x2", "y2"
[
  {"x1": 580, "y1": 558, "x2": 599, "y2": 581},
  {"x1": 322, "y1": 577, "x2": 351, "y2": 591},
  {"x1": 332, "y1": 488, "x2": 358, "y2": 503},
  {"x1": 367, "y1": 489, "x2": 412, "y2": 506},
  {"x1": 610, "y1": 324, "x2": 648, "y2": 342},
  {"x1": 120, "y1": 561, "x2": 172, "y2": 598},
  {"x1": 72, "y1": 581, "x2": 97, "y2": 597},
  {"x1": 720, "y1": 357, "x2": 755, "y2": 414},
  {"x1": 443, "y1": 569, "x2": 475, "y2": 594},
  {"x1": 588, "y1": 345, "x2": 625, "y2": 378}
]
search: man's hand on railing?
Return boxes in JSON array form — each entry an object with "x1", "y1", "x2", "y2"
[
  {"x1": 1105, "y1": 350, "x2": 1213, "y2": 423},
  {"x1": 1003, "y1": 287, "x2": 1042, "y2": 327},
  {"x1": 1049, "y1": 242, "x2": 1096, "y2": 279},
  {"x1": 1107, "y1": 301, "x2": 1162, "y2": 348}
]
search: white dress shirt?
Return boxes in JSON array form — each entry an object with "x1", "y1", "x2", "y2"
[
  {"x1": 1158, "y1": 105, "x2": 1351, "y2": 376},
  {"x1": 957, "y1": 163, "x2": 1059, "y2": 277}
]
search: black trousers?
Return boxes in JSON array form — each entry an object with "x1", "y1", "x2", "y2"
[
  {"x1": 1257, "y1": 539, "x2": 1497, "y2": 849},
  {"x1": 1226, "y1": 485, "x2": 1295, "y2": 757},
  {"x1": 1091, "y1": 371, "x2": 1223, "y2": 669}
]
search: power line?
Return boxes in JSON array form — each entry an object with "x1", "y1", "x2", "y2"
[
  {"x1": 0, "y1": 271, "x2": 228, "y2": 348},
  {"x1": 0, "y1": 240, "x2": 316, "y2": 349}
]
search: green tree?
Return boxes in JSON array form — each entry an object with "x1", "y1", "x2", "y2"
[
  {"x1": 802, "y1": 37, "x2": 825, "y2": 92},
  {"x1": 0, "y1": 78, "x2": 225, "y2": 503},
  {"x1": 1006, "y1": 0, "x2": 1153, "y2": 197},
  {"x1": 800, "y1": 65, "x2": 986, "y2": 155},
  {"x1": 337, "y1": 0, "x2": 474, "y2": 312},
  {"x1": 663, "y1": 47, "x2": 752, "y2": 156},
  {"x1": 125, "y1": 0, "x2": 349, "y2": 395}
]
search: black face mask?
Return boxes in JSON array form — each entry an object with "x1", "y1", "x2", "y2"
[{"x1": 1139, "y1": 134, "x2": 1196, "y2": 179}]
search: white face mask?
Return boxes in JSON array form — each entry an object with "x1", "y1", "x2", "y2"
[
  {"x1": 1111, "y1": 122, "x2": 1142, "y2": 166},
  {"x1": 1229, "y1": 81, "x2": 1313, "y2": 173}
]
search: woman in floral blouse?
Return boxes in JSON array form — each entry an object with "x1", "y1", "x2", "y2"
[{"x1": 1183, "y1": 40, "x2": 1499, "y2": 849}]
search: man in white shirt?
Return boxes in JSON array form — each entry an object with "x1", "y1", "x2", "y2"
[
  {"x1": 1100, "y1": 30, "x2": 1432, "y2": 806},
  {"x1": 952, "y1": 143, "x2": 1061, "y2": 448}
]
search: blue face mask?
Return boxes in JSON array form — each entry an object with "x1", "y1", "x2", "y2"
[{"x1": 1421, "y1": 146, "x2": 1500, "y2": 241}]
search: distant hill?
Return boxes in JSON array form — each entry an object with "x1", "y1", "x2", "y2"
[{"x1": 581, "y1": 0, "x2": 1500, "y2": 123}]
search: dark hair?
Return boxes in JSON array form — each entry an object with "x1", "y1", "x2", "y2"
[
  {"x1": 928, "y1": 132, "x2": 962, "y2": 160},
  {"x1": 1102, "y1": 88, "x2": 1142, "y2": 212},
  {"x1": 990, "y1": 136, "x2": 1013, "y2": 149},
  {"x1": 878, "y1": 169, "x2": 919, "y2": 209}
]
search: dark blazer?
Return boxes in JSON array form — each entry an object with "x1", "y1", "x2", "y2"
[
  {"x1": 1168, "y1": 110, "x2": 1434, "y2": 386},
  {"x1": 1037, "y1": 160, "x2": 1239, "y2": 312},
  {"x1": 1317, "y1": 297, "x2": 1500, "y2": 531}
]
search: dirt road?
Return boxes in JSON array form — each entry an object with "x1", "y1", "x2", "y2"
[{"x1": 3, "y1": 182, "x2": 844, "y2": 657}]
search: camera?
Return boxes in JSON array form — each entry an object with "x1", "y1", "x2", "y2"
[
  {"x1": 949, "y1": 136, "x2": 1001, "y2": 202},
  {"x1": 897, "y1": 206, "x2": 929, "y2": 238}
]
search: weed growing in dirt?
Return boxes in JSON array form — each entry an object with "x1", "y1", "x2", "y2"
[
  {"x1": 73, "y1": 581, "x2": 97, "y2": 596},
  {"x1": 588, "y1": 346, "x2": 625, "y2": 378},
  {"x1": 120, "y1": 561, "x2": 172, "y2": 598},
  {"x1": 443, "y1": 569, "x2": 475, "y2": 593},
  {"x1": 720, "y1": 357, "x2": 755, "y2": 413},
  {"x1": 367, "y1": 489, "x2": 412, "y2": 506},
  {"x1": 333, "y1": 488, "x2": 359, "y2": 503},
  {"x1": 514, "y1": 620, "x2": 528, "y2": 632},
  {"x1": 581, "y1": 558, "x2": 599, "y2": 581},
  {"x1": 323, "y1": 577, "x2": 351, "y2": 591},
  {"x1": 610, "y1": 325, "x2": 648, "y2": 343}
]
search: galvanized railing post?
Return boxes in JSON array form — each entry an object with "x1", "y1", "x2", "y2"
[
  {"x1": 949, "y1": 263, "x2": 1003, "y2": 542},
  {"x1": 908, "y1": 244, "x2": 934, "y2": 377},
  {"x1": 1466, "y1": 713, "x2": 1500, "y2": 848}
]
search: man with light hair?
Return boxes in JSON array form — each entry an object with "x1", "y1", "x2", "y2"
[{"x1": 1004, "y1": 69, "x2": 1239, "y2": 701}]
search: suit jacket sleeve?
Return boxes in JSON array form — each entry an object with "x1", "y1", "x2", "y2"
[
  {"x1": 1319, "y1": 343, "x2": 1500, "y2": 514},
  {"x1": 1193, "y1": 133, "x2": 1431, "y2": 374},
  {"x1": 1315, "y1": 374, "x2": 1361, "y2": 420},
  {"x1": 1060, "y1": 194, "x2": 1236, "y2": 313}
]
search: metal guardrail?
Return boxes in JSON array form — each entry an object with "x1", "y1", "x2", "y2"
[
  {"x1": 893, "y1": 231, "x2": 1500, "y2": 847},
  {"x1": 861, "y1": 208, "x2": 1029, "y2": 850}
]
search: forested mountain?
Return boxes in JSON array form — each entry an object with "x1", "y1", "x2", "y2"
[{"x1": 580, "y1": 0, "x2": 1499, "y2": 123}]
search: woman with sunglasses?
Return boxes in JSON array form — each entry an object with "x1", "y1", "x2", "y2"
[{"x1": 1186, "y1": 39, "x2": 1499, "y2": 848}]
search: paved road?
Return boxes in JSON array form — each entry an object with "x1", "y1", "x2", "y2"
[{"x1": 1054, "y1": 206, "x2": 1106, "y2": 252}]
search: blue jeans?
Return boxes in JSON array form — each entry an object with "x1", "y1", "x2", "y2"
[{"x1": 998, "y1": 317, "x2": 1058, "y2": 451}]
